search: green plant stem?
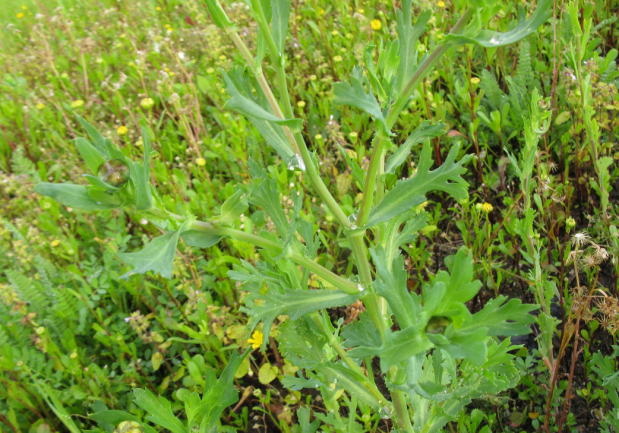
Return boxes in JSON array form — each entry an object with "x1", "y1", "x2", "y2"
[
  {"x1": 226, "y1": 18, "x2": 349, "y2": 228},
  {"x1": 226, "y1": 29, "x2": 301, "y2": 155},
  {"x1": 348, "y1": 231, "x2": 387, "y2": 340},
  {"x1": 392, "y1": 390, "x2": 415, "y2": 433},
  {"x1": 387, "y1": 8, "x2": 473, "y2": 129},
  {"x1": 357, "y1": 132, "x2": 387, "y2": 227},
  {"x1": 356, "y1": 8, "x2": 474, "y2": 228},
  {"x1": 188, "y1": 220, "x2": 359, "y2": 294}
]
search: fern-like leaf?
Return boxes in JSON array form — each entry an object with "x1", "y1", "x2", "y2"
[
  {"x1": 515, "y1": 39, "x2": 535, "y2": 90},
  {"x1": 480, "y1": 69, "x2": 505, "y2": 110}
]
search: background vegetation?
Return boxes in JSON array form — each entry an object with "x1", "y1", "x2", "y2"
[{"x1": 1, "y1": 0, "x2": 618, "y2": 432}]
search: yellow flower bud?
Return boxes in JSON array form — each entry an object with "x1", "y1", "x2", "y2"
[{"x1": 140, "y1": 98, "x2": 155, "y2": 109}]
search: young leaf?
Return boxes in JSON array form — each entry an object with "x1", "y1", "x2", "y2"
[
  {"x1": 210, "y1": 190, "x2": 248, "y2": 225},
  {"x1": 75, "y1": 114, "x2": 109, "y2": 157},
  {"x1": 205, "y1": 0, "x2": 234, "y2": 29},
  {"x1": 133, "y1": 389, "x2": 188, "y2": 433},
  {"x1": 429, "y1": 249, "x2": 482, "y2": 319},
  {"x1": 395, "y1": 3, "x2": 431, "y2": 93},
  {"x1": 370, "y1": 247, "x2": 421, "y2": 329},
  {"x1": 34, "y1": 183, "x2": 118, "y2": 211},
  {"x1": 90, "y1": 411, "x2": 158, "y2": 433},
  {"x1": 129, "y1": 127, "x2": 153, "y2": 211},
  {"x1": 117, "y1": 219, "x2": 192, "y2": 279},
  {"x1": 297, "y1": 406, "x2": 321, "y2": 433},
  {"x1": 363, "y1": 44, "x2": 387, "y2": 102},
  {"x1": 250, "y1": 176, "x2": 290, "y2": 238},
  {"x1": 192, "y1": 350, "x2": 250, "y2": 432},
  {"x1": 429, "y1": 327, "x2": 488, "y2": 366},
  {"x1": 367, "y1": 142, "x2": 471, "y2": 227},
  {"x1": 75, "y1": 137, "x2": 104, "y2": 174},
  {"x1": 222, "y1": 69, "x2": 298, "y2": 161},
  {"x1": 333, "y1": 67, "x2": 389, "y2": 133},
  {"x1": 271, "y1": 0, "x2": 290, "y2": 55},
  {"x1": 385, "y1": 121, "x2": 446, "y2": 174},
  {"x1": 443, "y1": 0, "x2": 552, "y2": 48},
  {"x1": 180, "y1": 230, "x2": 223, "y2": 248}
]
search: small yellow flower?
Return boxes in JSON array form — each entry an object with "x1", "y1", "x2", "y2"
[
  {"x1": 297, "y1": 101, "x2": 306, "y2": 108},
  {"x1": 319, "y1": 8, "x2": 325, "y2": 15},
  {"x1": 141, "y1": 97, "x2": 155, "y2": 109},
  {"x1": 70, "y1": 100, "x2": 84, "y2": 108},
  {"x1": 333, "y1": 55, "x2": 343, "y2": 62},
  {"x1": 480, "y1": 202, "x2": 493, "y2": 214},
  {"x1": 36, "y1": 103, "x2": 45, "y2": 110},
  {"x1": 196, "y1": 157, "x2": 206, "y2": 167},
  {"x1": 437, "y1": 1, "x2": 446, "y2": 8},
  {"x1": 117, "y1": 125, "x2": 128, "y2": 135},
  {"x1": 315, "y1": 134, "x2": 323, "y2": 140},
  {"x1": 357, "y1": 8, "x2": 365, "y2": 13},
  {"x1": 248, "y1": 330, "x2": 264, "y2": 349},
  {"x1": 156, "y1": 6, "x2": 161, "y2": 11},
  {"x1": 50, "y1": 240, "x2": 60, "y2": 247},
  {"x1": 349, "y1": 131, "x2": 358, "y2": 138},
  {"x1": 16, "y1": 12, "x2": 25, "y2": 19},
  {"x1": 470, "y1": 77, "x2": 480, "y2": 85},
  {"x1": 371, "y1": 19, "x2": 382, "y2": 31}
]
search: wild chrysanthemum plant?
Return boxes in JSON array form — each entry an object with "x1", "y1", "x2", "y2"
[{"x1": 35, "y1": 0, "x2": 551, "y2": 430}]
